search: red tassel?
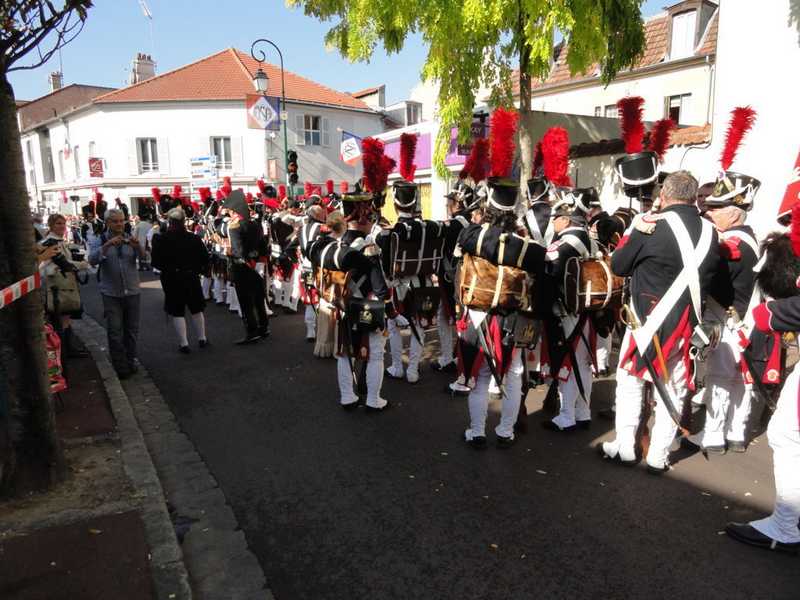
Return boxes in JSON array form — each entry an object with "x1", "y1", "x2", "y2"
[
  {"x1": 151, "y1": 187, "x2": 161, "y2": 202},
  {"x1": 541, "y1": 127, "x2": 572, "y2": 187},
  {"x1": 399, "y1": 132, "x2": 418, "y2": 181},
  {"x1": 278, "y1": 184, "x2": 287, "y2": 200},
  {"x1": 617, "y1": 96, "x2": 646, "y2": 154},
  {"x1": 257, "y1": 179, "x2": 266, "y2": 193},
  {"x1": 532, "y1": 141, "x2": 544, "y2": 175},
  {"x1": 647, "y1": 119, "x2": 676, "y2": 162},
  {"x1": 791, "y1": 204, "x2": 800, "y2": 257},
  {"x1": 721, "y1": 107, "x2": 757, "y2": 171},
  {"x1": 325, "y1": 179, "x2": 334, "y2": 195},
  {"x1": 340, "y1": 181, "x2": 349, "y2": 194},
  {"x1": 362, "y1": 137, "x2": 395, "y2": 193},
  {"x1": 489, "y1": 108, "x2": 519, "y2": 178}
]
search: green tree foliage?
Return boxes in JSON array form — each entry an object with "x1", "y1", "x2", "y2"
[{"x1": 287, "y1": 0, "x2": 645, "y2": 177}]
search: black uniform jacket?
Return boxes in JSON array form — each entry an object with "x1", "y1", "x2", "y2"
[
  {"x1": 229, "y1": 219, "x2": 267, "y2": 262},
  {"x1": 612, "y1": 203, "x2": 720, "y2": 374},
  {"x1": 709, "y1": 224, "x2": 759, "y2": 319},
  {"x1": 457, "y1": 223, "x2": 545, "y2": 273},
  {"x1": 151, "y1": 228, "x2": 209, "y2": 275}
]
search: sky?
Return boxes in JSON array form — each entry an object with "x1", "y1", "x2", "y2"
[{"x1": 9, "y1": 0, "x2": 668, "y2": 104}]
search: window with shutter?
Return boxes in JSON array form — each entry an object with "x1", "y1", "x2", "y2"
[
  {"x1": 295, "y1": 114, "x2": 306, "y2": 145},
  {"x1": 322, "y1": 118, "x2": 331, "y2": 147}
]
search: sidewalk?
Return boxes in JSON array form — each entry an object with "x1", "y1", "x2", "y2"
[{"x1": 0, "y1": 326, "x2": 190, "y2": 599}]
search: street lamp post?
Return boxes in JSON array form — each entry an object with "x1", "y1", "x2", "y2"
[{"x1": 250, "y1": 39, "x2": 292, "y2": 200}]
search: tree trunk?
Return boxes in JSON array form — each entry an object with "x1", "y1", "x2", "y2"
[
  {"x1": 517, "y1": 38, "x2": 534, "y2": 192},
  {"x1": 0, "y1": 69, "x2": 64, "y2": 492}
]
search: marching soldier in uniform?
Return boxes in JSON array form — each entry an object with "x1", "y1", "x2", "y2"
[
  {"x1": 382, "y1": 134, "x2": 446, "y2": 384},
  {"x1": 224, "y1": 190, "x2": 270, "y2": 344},
  {"x1": 600, "y1": 171, "x2": 720, "y2": 472},
  {"x1": 540, "y1": 189, "x2": 599, "y2": 432},
  {"x1": 692, "y1": 172, "x2": 761, "y2": 453},
  {"x1": 298, "y1": 203, "x2": 328, "y2": 342},
  {"x1": 311, "y1": 190, "x2": 391, "y2": 411}
]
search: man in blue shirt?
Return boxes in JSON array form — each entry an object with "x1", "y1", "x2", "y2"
[{"x1": 89, "y1": 208, "x2": 142, "y2": 379}]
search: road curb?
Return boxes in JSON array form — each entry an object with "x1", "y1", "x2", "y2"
[
  {"x1": 73, "y1": 318, "x2": 193, "y2": 600},
  {"x1": 75, "y1": 315, "x2": 272, "y2": 599}
]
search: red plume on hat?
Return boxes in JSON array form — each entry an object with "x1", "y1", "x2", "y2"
[
  {"x1": 489, "y1": 108, "x2": 519, "y2": 178},
  {"x1": 541, "y1": 127, "x2": 572, "y2": 187},
  {"x1": 399, "y1": 132, "x2": 418, "y2": 182},
  {"x1": 646, "y1": 118, "x2": 676, "y2": 162},
  {"x1": 278, "y1": 184, "x2": 287, "y2": 200},
  {"x1": 151, "y1": 187, "x2": 161, "y2": 203},
  {"x1": 617, "y1": 96, "x2": 646, "y2": 154},
  {"x1": 94, "y1": 191, "x2": 104, "y2": 203},
  {"x1": 325, "y1": 179, "x2": 334, "y2": 195},
  {"x1": 222, "y1": 176, "x2": 231, "y2": 188},
  {"x1": 362, "y1": 137, "x2": 396, "y2": 193},
  {"x1": 460, "y1": 137, "x2": 490, "y2": 183},
  {"x1": 304, "y1": 181, "x2": 314, "y2": 197},
  {"x1": 215, "y1": 190, "x2": 224, "y2": 201},
  {"x1": 721, "y1": 106, "x2": 757, "y2": 171},
  {"x1": 171, "y1": 185, "x2": 182, "y2": 199},
  {"x1": 791, "y1": 203, "x2": 800, "y2": 257},
  {"x1": 340, "y1": 181, "x2": 349, "y2": 194},
  {"x1": 245, "y1": 192, "x2": 254, "y2": 205},
  {"x1": 257, "y1": 179, "x2": 267, "y2": 194}
]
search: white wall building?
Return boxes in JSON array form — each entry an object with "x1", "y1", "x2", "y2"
[{"x1": 19, "y1": 48, "x2": 383, "y2": 215}]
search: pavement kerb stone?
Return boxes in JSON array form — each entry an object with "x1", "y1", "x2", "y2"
[
  {"x1": 73, "y1": 318, "x2": 193, "y2": 600},
  {"x1": 75, "y1": 315, "x2": 273, "y2": 600}
]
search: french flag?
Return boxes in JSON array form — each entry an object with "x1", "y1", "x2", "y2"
[{"x1": 340, "y1": 131, "x2": 362, "y2": 166}]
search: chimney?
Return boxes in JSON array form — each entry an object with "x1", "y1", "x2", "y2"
[
  {"x1": 48, "y1": 71, "x2": 63, "y2": 92},
  {"x1": 130, "y1": 53, "x2": 156, "y2": 84}
]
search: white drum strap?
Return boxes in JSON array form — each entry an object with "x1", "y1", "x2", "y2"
[
  {"x1": 475, "y1": 224, "x2": 489, "y2": 256},
  {"x1": 493, "y1": 266, "x2": 505, "y2": 308},
  {"x1": 517, "y1": 237, "x2": 529, "y2": 269}
]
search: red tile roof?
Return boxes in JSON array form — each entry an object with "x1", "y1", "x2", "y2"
[
  {"x1": 18, "y1": 84, "x2": 116, "y2": 131},
  {"x1": 95, "y1": 48, "x2": 371, "y2": 111},
  {"x1": 512, "y1": 10, "x2": 718, "y2": 97}
]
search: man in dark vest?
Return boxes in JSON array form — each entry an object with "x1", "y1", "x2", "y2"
[{"x1": 224, "y1": 190, "x2": 270, "y2": 344}]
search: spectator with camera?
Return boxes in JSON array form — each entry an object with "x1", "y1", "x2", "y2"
[
  {"x1": 88, "y1": 208, "x2": 143, "y2": 379},
  {"x1": 39, "y1": 213, "x2": 90, "y2": 358}
]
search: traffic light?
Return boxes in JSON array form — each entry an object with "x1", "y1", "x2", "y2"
[{"x1": 287, "y1": 150, "x2": 298, "y2": 185}]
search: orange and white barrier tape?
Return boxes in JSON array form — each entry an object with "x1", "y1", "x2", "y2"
[{"x1": 0, "y1": 272, "x2": 41, "y2": 310}]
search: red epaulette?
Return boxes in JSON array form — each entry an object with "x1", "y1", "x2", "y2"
[{"x1": 719, "y1": 237, "x2": 742, "y2": 260}]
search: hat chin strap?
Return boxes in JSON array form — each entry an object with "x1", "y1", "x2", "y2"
[{"x1": 615, "y1": 169, "x2": 658, "y2": 187}]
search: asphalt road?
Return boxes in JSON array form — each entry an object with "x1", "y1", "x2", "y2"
[{"x1": 82, "y1": 274, "x2": 799, "y2": 599}]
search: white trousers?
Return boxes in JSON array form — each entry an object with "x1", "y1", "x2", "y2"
[
  {"x1": 304, "y1": 304, "x2": 317, "y2": 338},
  {"x1": 466, "y1": 351, "x2": 523, "y2": 440},
  {"x1": 607, "y1": 328, "x2": 688, "y2": 468},
  {"x1": 201, "y1": 276, "x2": 212, "y2": 300},
  {"x1": 227, "y1": 282, "x2": 241, "y2": 315},
  {"x1": 212, "y1": 276, "x2": 226, "y2": 303},
  {"x1": 437, "y1": 304, "x2": 455, "y2": 366},
  {"x1": 387, "y1": 316, "x2": 424, "y2": 375},
  {"x1": 699, "y1": 328, "x2": 752, "y2": 446},
  {"x1": 596, "y1": 333, "x2": 613, "y2": 371},
  {"x1": 750, "y1": 366, "x2": 800, "y2": 544},
  {"x1": 552, "y1": 319, "x2": 593, "y2": 428},
  {"x1": 337, "y1": 331, "x2": 387, "y2": 407}
]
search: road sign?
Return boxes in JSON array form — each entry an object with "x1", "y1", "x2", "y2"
[
  {"x1": 246, "y1": 94, "x2": 281, "y2": 131},
  {"x1": 189, "y1": 155, "x2": 218, "y2": 199}
]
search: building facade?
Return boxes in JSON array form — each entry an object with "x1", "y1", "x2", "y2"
[{"x1": 19, "y1": 48, "x2": 383, "y2": 215}]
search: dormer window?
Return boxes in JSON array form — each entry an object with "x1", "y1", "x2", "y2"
[{"x1": 670, "y1": 10, "x2": 697, "y2": 59}]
